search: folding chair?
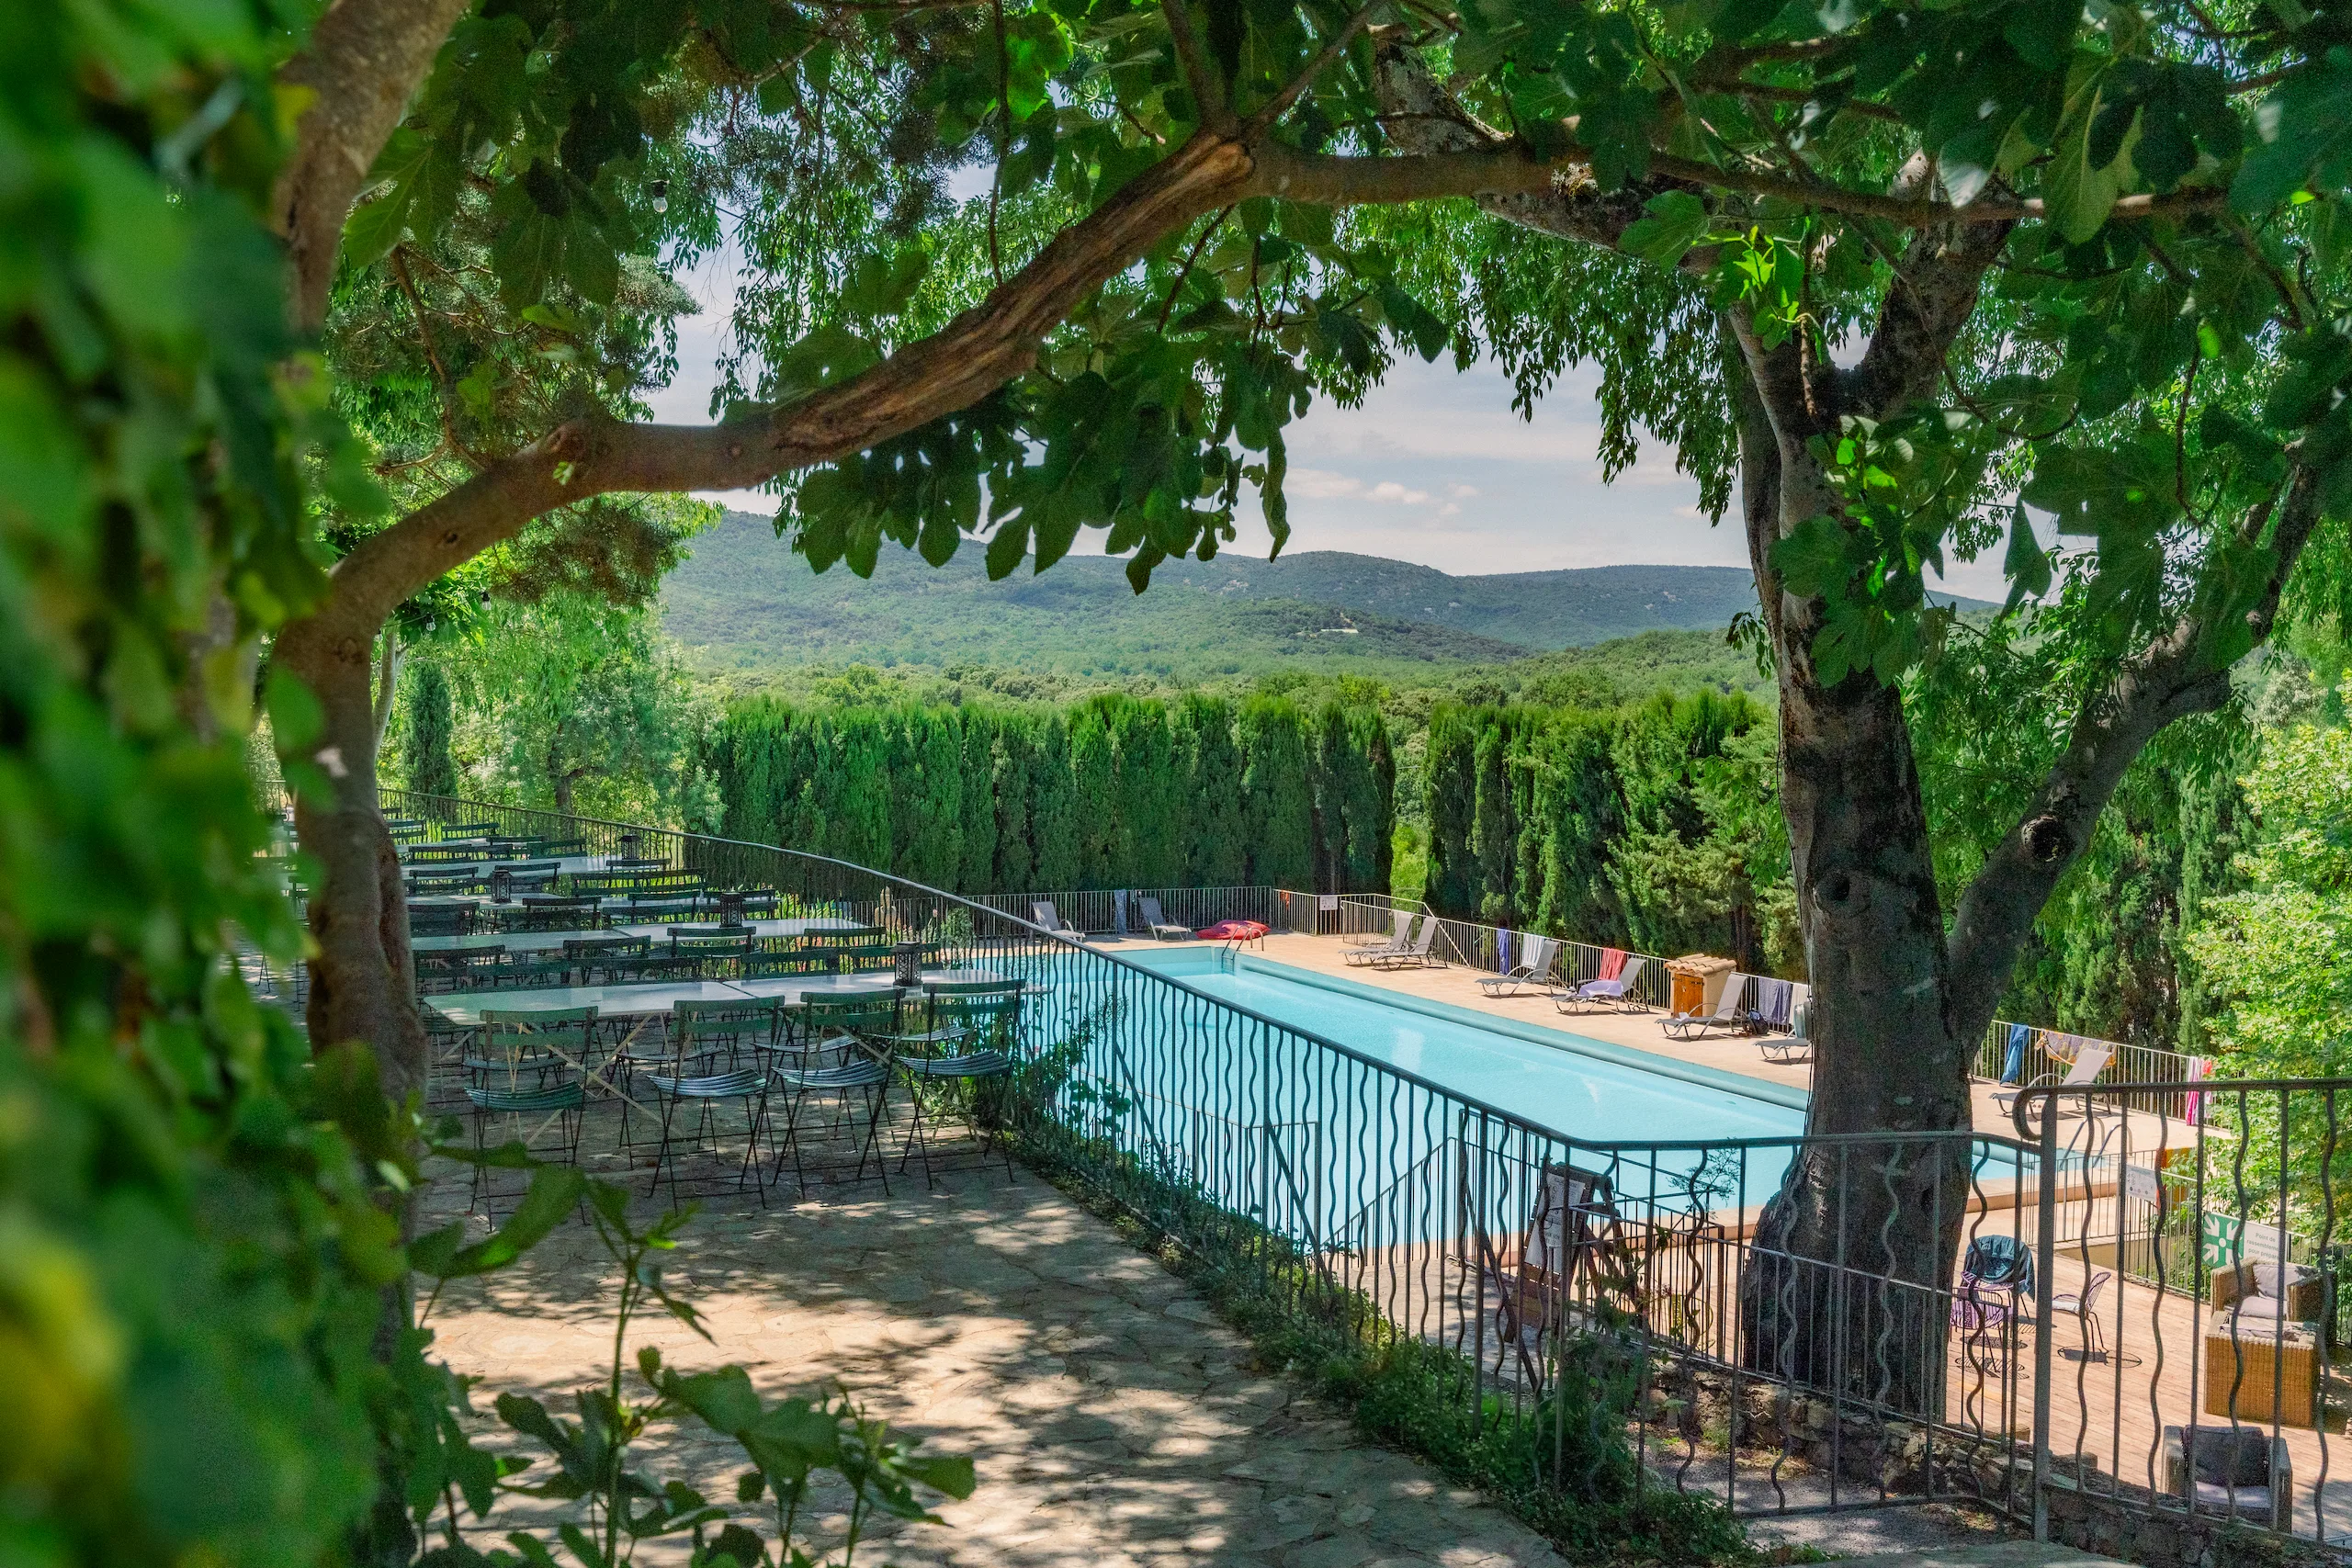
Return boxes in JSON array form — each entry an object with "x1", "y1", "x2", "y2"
[
  {"x1": 770, "y1": 992, "x2": 901, "y2": 1198},
  {"x1": 464, "y1": 1008, "x2": 600, "y2": 1094},
  {"x1": 465, "y1": 1080, "x2": 586, "y2": 1221},
  {"x1": 892, "y1": 983, "x2": 1026, "y2": 1186}
]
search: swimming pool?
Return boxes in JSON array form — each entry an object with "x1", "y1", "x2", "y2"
[
  {"x1": 1004, "y1": 942, "x2": 1808, "y2": 1250},
  {"x1": 1123, "y1": 945, "x2": 1804, "y2": 1145}
]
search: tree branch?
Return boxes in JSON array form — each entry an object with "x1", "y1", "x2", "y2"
[
  {"x1": 274, "y1": 0, "x2": 475, "y2": 333},
  {"x1": 1945, "y1": 460, "x2": 2329, "y2": 1032},
  {"x1": 1247, "y1": 0, "x2": 1385, "y2": 132},
  {"x1": 1839, "y1": 200, "x2": 2013, "y2": 422},
  {"x1": 1368, "y1": 37, "x2": 1657, "y2": 249},
  {"x1": 1161, "y1": 0, "x2": 1232, "y2": 129}
]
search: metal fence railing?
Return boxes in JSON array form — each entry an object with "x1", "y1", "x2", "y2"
[
  {"x1": 328, "y1": 790, "x2": 2159, "y2": 1537},
  {"x1": 262, "y1": 788, "x2": 2338, "y2": 1548},
  {"x1": 2016, "y1": 1077, "x2": 2352, "y2": 1549},
  {"x1": 1975, "y1": 1022, "x2": 2206, "y2": 1122}
]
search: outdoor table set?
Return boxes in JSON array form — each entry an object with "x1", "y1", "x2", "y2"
[{"x1": 428, "y1": 964, "x2": 1024, "y2": 1217}]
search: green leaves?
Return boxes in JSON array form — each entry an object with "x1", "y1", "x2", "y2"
[
  {"x1": 1999, "y1": 502, "x2": 2052, "y2": 616},
  {"x1": 410, "y1": 1163, "x2": 587, "y2": 1280},
  {"x1": 2042, "y1": 60, "x2": 2134, "y2": 245},
  {"x1": 2233, "y1": 47, "x2": 2352, "y2": 213},
  {"x1": 1618, "y1": 192, "x2": 1713, "y2": 268}
]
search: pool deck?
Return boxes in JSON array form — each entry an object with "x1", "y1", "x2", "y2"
[{"x1": 1140, "y1": 933, "x2": 2184, "y2": 1151}]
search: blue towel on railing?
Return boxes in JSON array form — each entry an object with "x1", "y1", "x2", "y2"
[
  {"x1": 2001, "y1": 1021, "x2": 2030, "y2": 1084},
  {"x1": 1496, "y1": 929, "x2": 1511, "y2": 973},
  {"x1": 1752, "y1": 976, "x2": 1795, "y2": 1029}
]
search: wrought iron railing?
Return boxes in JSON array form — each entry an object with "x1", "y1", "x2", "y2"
[
  {"x1": 1975, "y1": 1021, "x2": 2206, "y2": 1122},
  {"x1": 318, "y1": 789, "x2": 2334, "y2": 1547}
]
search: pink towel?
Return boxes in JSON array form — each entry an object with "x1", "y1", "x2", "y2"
[
  {"x1": 1599, "y1": 948, "x2": 1626, "y2": 981},
  {"x1": 2183, "y1": 1055, "x2": 2212, "y2": 1127}
]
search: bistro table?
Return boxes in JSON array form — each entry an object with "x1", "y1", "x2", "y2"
[
  {"x1": 729, "y1": 968, "x2": 1004, "y2": 1005},
  {"x1": 424, "y1": 979, "x2": 756, "y2": 1029},
  {"x1": 412, "y1": 917, "x2": 868, "y2": 955},
  {"x1": 423, "y1": 970, "x2": 1009, "y2": 1029}
]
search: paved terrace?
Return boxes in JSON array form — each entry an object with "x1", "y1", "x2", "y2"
[{"x1": 423, "y1": 1160, "x2": 1577, "y2": 1568}]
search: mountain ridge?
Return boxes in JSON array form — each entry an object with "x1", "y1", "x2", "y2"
[{"x1": 661, "y1": 510, "x2": 1983, "y2": 680}]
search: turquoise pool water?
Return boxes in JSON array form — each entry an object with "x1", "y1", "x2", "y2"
[
  {"x1": 1003, "y1": 942, "x2": 1808, "y2": 1247},
  {"x1": 1119, "y1": 945, "x2": 1803, "y2": 1146}
]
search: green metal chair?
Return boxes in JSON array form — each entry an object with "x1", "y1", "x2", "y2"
[
  {"x1": 894, "y1": 983, "x2": 1025, "y2": 1186},
  {"x1": 492, "y1": 953, "x2": 577, "y2": 991},
  {"x1": 741, "y1": 948, "x2": 836, "y2": 979},
  {"x1": 414, "y1": 944, "x2": 505, "y2": 995},
  {"x1": 465, "y1": 1079, "x2": 586, "y2": 1221},
  {"x1": 464, "y1": 1007, "x2": 599, "y2": 1093},
  {"x1": 408, "y1": 903, "x2": 475, "y2": 939},
  {"x1": 770, "y1": 996, "x2": 899, "y2": 1201},
  {"x1": 495, "y1": 896, "x2": 601, "y2": 932}
]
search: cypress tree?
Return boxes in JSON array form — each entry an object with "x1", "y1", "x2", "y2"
[
  {"x1": 1361, "y1": 708, "x2": 1396, "y2": 895},
  {"x1": 1176, "y1": 694, "x2": 1247, "y2": 886},
  {"x1": 1472, "y1": 709, "x2": 1517, "y2": 925},
  {"x1": 1066, "y1": 699, "x2": 1117, "y2": 887},
  {"x1": 1238, "y1": 696, "x2": 1314, "y2": 889},
  {"x1": 403, "y1": 660, "x2": 458, "y2": 797},
  {"x1": 1114, "y1": 697, "x2": 1182, "y2": 887},
  {"x1": 1423, "y1": 706, "x2": 1478, "y2": 918},
  {"x1": 828, "y1": 708, "x2": 891, "y2": 870},
  {"x1": 1530, "y1": 710, "x2": 1626, "y2": 942},
  {"x1": 1029, "y1": 711, "x2": 1082, "y2": 890},
  {"x1": 991, "y1": 713, "x2": 1038, "y2": 893},
  {"x1": 1307, "y1": 701, "x2": 1350, "y2": 893},
  {"x1": 897, "y1": 706, "x2": 963, "y2": 886},
  {"x1": 957, "y1": 709, "x2": 998, "y2": 893}
]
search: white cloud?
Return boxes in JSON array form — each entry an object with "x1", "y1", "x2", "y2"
[
  {"x1": 1447, "y1": 483, "x2": 1481, "y2": 498},
  {"x1": 1285, "y1": 468, "x2": 1435, "y2": 506}
]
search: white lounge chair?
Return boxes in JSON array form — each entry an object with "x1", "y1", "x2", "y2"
[
  {"x1": 1993, "y1": 1039, "x2": 2114, "y2": 1117},
  {"x1": 1344, "y1": 915, "x2": 1419, "y2": 966},
  {"x1": 1032, "y1": 901, "x2": 1082, "y2": 938},
  {"x1": 1136, "y1": 896, "x2": 1192, "y2": 942},
  {"x1": 1555, "y1": 954, "x2": 1648, "y2": 1014},
  {"x1": 1659, "y1": 976, "x2": 1748, "y2": 1040},
  {"x1": 1346, "y1": 908, "x2": 1410, "y2": 950},
  {"x1": 1478, "y1": 935, "x2": 1557, "y2": 998}
]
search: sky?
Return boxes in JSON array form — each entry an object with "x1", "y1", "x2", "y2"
[{"x1": 644, "y1": 248, "x2": 2024, "y2": 601}]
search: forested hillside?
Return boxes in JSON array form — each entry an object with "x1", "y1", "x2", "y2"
[{"x1": 662, "y1": 512, "x2": 1804, "y2": 678}]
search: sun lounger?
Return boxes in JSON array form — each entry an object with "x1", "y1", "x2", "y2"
[
  {"x1": 1993, "y1": 1038, "x2": 2114, "y2": 1117},
  {"x1": 1553, "y1": 953, "x2": 1648, "y2": 1014},
  {"x1": 1346, "y1": 908, "x2": 1411, "y2": 950},
  {"x1": 1369, "y1": 916, "x2": 1443, "y2": 970},
  {"x1": 1477, "y1": 934, "x2": 1557, "y2": 998},
  {"x1": 1343, "y1": 914, "x2": 1419, "y2": 966},
  {"x1": 1136, "y1": 896, "x2": 1193, "y2": 942},
  {"x1": 1031, "y1": 901, "x2": 1082, "y2": 938},
  {"x1": 1659, "y1": 976, "x2": 1748, "y2": 1039}
]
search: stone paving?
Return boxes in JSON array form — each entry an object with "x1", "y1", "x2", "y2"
[{"x1": 421, "y1": 1165, "x2": 1572, "y2": 1568}]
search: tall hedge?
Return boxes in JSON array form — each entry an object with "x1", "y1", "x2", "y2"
[
  {"x1": 707, "y1": 694, "x2": 1392, "y2": 895},
  {"x1": 1419, "y1": 690, "x2": 1778, "y2": 964}
]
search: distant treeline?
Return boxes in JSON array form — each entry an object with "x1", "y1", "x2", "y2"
[
  {"x1": 707, "y1": 693, "x2": 1395, "y2": 895},
  {"x1": 1422, "y1": 690, "x2": 1796, "y2": 974}
]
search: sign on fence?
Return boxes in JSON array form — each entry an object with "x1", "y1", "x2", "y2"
[{"x1": 2199, "y1": 1212, "x2": 2290, "y2": 1269}]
